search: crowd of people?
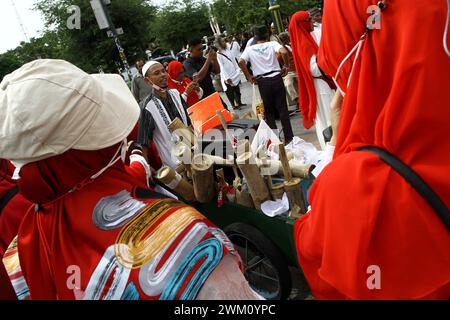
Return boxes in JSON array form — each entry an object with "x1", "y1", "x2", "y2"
[{"x1": 0, "y1": 0, "x2": 449, "y2": 301}]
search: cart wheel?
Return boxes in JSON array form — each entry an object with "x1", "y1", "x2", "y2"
[{"x1": 224, "y1": 223, "x2": 292, "y2": 300}]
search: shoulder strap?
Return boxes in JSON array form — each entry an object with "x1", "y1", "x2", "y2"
[
  {"x1": 359, "y1": 146, "x2": 450, "y2": 231},
  {"x1": 218, "y1": 52, "x2": 233, "y2": 64},
  {"x1": 0, "y1": 186, "x2": 19, "y2": 214}
]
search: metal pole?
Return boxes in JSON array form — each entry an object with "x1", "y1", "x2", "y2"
[
  {"x1": 98, "y1": 1, "x2": 133, "y2": 81},
  {"x1": 268, "y1": 0, "x2": 283, "y2": 34}
]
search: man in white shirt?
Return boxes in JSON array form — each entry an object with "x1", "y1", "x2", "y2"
[
  {"x1": 227, "y1": 35, "x2": 241, "y2": 62},
  {"x1": 309, "y1": 7, "x2": 323, "y2": 45},
  {"x1": 239, "y1": 25, "x2": 294, "y2": 144},
  {"x1": 216, "y1": 37, "x2": 244, "y2": 109}
]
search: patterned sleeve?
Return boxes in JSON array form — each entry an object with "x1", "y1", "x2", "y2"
[
  {"x1": 137, "y1": 107, "x2": 156, "y2": 147},
  {"x1": 179, "y1": 93, "x2": 192, "y2": 127}
]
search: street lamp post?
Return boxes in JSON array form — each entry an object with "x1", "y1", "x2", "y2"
[
  {"x1": 90, "y1": 0, "x2": 132, "y2": 81},
  {"x1": 268, "y1": 0, "x2": 284, "y2": 34}
]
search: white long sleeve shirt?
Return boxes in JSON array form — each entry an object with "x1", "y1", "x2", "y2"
[{"x1": 217, "y1": 48, "x2": 242, "y2": 86}]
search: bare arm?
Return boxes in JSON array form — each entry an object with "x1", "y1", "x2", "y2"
[
  {"x1": 279, "y1": 47, "x2": 289, "y2": 76},
  {"x1": 239, "y1": 58, "x2": 256, "y2": 84},
  {"x1": 196, "y1": 51, "x2": 219, "y2": 82},
  {"x1": 330, "y1": 91, "x2": 344, "y2": 146}
]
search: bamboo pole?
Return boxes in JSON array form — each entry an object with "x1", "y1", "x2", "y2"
[
  {"x1": 278, "y1": 143, "x2": 307, "y2": 215},
  {"x1": 155, "y1": 166, "x2": 195, "y2": 202},
  {"x1": 191, "y1": 154, "x2": 216, "y2": 203},
  {"x1": 195, "y1": 154, "x2": 314, "y2": 179},
  {"x1": 236, "y1": 151, "x2": 270, "y2": 210},
  {"x1": 173, "y1": 143, "x2": 192, "y2": 180},
  {"x1": 168, "y1": 117, "x2": 195, "y2": 147}
]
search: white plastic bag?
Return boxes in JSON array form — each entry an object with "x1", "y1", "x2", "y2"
[
  {"x1": 285, "y1": 136, "x2": 320, "y2": 165},
  {"x1": 261, "y1": 193, "x2": 289, "y2": 217},
  {"x1": 252, "y1": 84, "x2": 265, "y2": 120},
  {"x1": 250, "y1": 120, "x2": 281, "y2": 159}
]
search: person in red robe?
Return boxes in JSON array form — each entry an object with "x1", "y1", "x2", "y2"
[
  {"x1": 294, "y1": 0, "x2": 450, "y2": 299},
  {"x1": 289, "y1": 10, "x2": 336, "y2": 150},
  {"x1": 0, "y1": 59, "x2": 261, "y2": 300},
  {"x1": 0, "y1": 159, "x2": 32, "y2": 300},
  {"x1": 167, "y1": 60, "x2": 203, "y2": 107}
]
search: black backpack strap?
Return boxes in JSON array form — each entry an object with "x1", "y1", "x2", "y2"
[
  {"x1": 132, "y1": 186, "x2": 168, "y2": 200},
  {"x1": 0, "y1": 186, "x2": 19, "y2": 214},
  {"x1": 359, "y1": 146, "x2": 450, "y2": 231}
]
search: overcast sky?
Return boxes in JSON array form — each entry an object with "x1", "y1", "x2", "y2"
[{"x1": 0, "y1": 0, "x2": 171, "y2": 54}]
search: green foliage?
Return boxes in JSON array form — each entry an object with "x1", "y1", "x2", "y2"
[
  {"x1": 151, "y1": 0, "x2": 211, "y2": 52},
  {"x1": 33, "y1": 0, "x2": 158, "y2": 73},
  {"x1": 0, "y1": 0, "x2": 323, "y2": 80},
  {"x1": 212, "y1": 0, "x2": 323, "y2": 34}
]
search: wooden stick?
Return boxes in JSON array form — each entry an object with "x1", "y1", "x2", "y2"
[
  {"x1": 191, "y1": 154, "x2": 216, "y2": 203},
  {"x1": 236, "y1": 151, "x2": 271, "y2": 210},
  {"x1": 278, "y1": 143, "x2": 293, "y2": 181}
]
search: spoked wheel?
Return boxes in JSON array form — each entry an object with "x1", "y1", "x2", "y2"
[{"x1": 225, "y1": 223, "x2": 292, "y2": 300}]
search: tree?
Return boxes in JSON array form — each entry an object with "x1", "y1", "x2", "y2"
[
  {"x1": 211, "y1": 0, "x2": 323, "y2": 34},
  {"x1": 151, "y1": 0, "x2": 212, "y2": 52},
  {"x1": 0, "y1": 31, "x2": 64, "y2": 81},
  {"x1": 33, "y1": 0, "x2": 158, "y2": 73}
]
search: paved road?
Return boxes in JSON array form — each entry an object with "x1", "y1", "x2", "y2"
[
  {"x1": 219, "y1": 78, "x2": 320, "y2": 150},
  {"x1": 221, "y1": 78, "x2": 317, "y2": 300}
]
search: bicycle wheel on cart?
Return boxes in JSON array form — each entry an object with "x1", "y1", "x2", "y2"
[{"x1": 225, "y1": 223, "x2": 292, "y2": 300}]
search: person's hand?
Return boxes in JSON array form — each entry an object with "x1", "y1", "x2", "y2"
[
  {"x1": 207, "y1": 49, "x2": 217, "y2": 61},
  {"x1": 226, "y1": 79, "x2": 233, "y2": 85},
  {"x1": 248, "y1": 75, "x2": 257, "y2": 85},
  {"x1": 280, "y1": 66, "x2": 288, "y2": 78},
  {"x1": 185, "y1": 81, "x2": 197, "y2": 94},
  {"x1": 330, "y1": 91, "x2": 344, "y2": 146}
]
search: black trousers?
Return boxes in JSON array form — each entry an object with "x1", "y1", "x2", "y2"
[
  {"x1": 225, "y1": 82, "x2": 242, "y2": 107},
  {"x1": 257, "y1": 75, "x2": 294, "y2": 142}
]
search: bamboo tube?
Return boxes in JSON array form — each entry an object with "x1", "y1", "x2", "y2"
[
  {"x1": 168, "y1": 117, "x2": 195, "y2": 147},
  {"x1": 175, "y1": 163, "x2": 186, "y2": 174},
  {"x1": 191, "y1": 154, "x2": 216, "y2": 203},
  {"x1": 155, "y1": 166, "x2": 195, "y2": 202},
  {"x1": 271, "y1": 183, "x2": 285, "y2": 200},
  {"x1": 236, "y1": 151, "x2": 270, "y2": 210},
  {"x1": 236, "y1": 139, "x2": 250, "y2": 158},
  {"x1": 192, "y1": 154, "x2": 314, "y2": 179},
  {"x1": 284, "y1": 178, "x2": 307, "y2": 214},
  {"x1": 173, "y1": 143, "x2": 192, "y2": 179},
  {"x1": 255, "y1": 158, "x2": 313, "y2": 180},
  {"x1": 207, "y1": 155, "x2": 235, "y2": 166},
  {"x1": 236, "y1": 189, "x2": 255, "y2": 208},
  {"x1": 278, "y1": 143, "x2": 307, "y2": 214},
  {"x1": 278, "y1": 143, "x2": 293, "y2": 181},
  {"x1": 241, "y1": 111, "x2": 257, "y2": 120}
]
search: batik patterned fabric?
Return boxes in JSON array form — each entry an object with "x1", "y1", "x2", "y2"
[
  {"x1": 2, "y1": 236, "x2": 30, "y2": 300},
  {"x1": 84, "y1": 191, "x2": 240, "y2": 300}
]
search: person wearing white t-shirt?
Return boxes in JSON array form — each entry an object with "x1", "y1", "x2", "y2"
[
  {"x1": 239, "y1": 25, "x2": 294, "y2": 143},
  {"x1": 216, "y1": 37, "x2": 244, "y2": 109}
]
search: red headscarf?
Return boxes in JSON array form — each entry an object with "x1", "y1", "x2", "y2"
[
  {"x1": 294, "y1": 0, "x2": 450, "y2": 299},
  {"x1": 289, "y1": 11, "x2": 319, "y2": 129},
  {"x1": 167, "y1": 61, "x2": 200, "y2": 107}
]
